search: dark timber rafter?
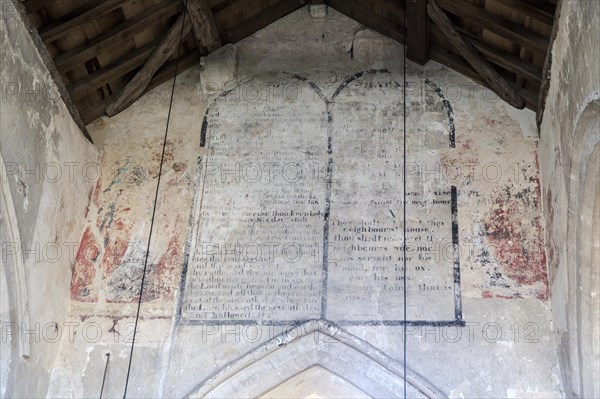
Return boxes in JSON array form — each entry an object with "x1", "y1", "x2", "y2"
[
  {"x1": 185, "y1": 0, "x2": 221, "y2": 55},
  {"x1": 80, "y1": 50, "x2": 201, "y2": 124},
  {"x1": 21, "y1": 0, "x2": 557, "y2": 127},
  {"x1": 436, "y1": 0, "x2": 549, "y2": 55},
  {"x1": 326, "y1": 0, "x2": 406, "y2": 44},
  {"x1": 406, "y1": 0, "x2": 430, "y2": 65},
  {"x1": 38, "y1": 0, "x2": 129, "y2": 43},
  {"x1": 68, "y1": 40, "x2": 158, "y2": 100},
  {"x1": 105, "y1": 0, "x2": 307, "y2": 117},
  {"x1": 221, "y1": 0, "x2": 309, "y2": 44},
  {"x1": 427, "y1": 0, "x2": 526, "y2": 109},
  {"x1": 106, "y1": 12, "x2": 192, "y2": 116},
  {"x1": 53, "y1": 1, "x2": 182, "y2": 73}
]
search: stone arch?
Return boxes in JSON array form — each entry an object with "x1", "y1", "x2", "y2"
[
  {"x1": 261, "y1": 365, "x2": 371, "y2": 398},
  {"x1": 0, "y1": 151, "x2": 32, "y2": 395},
  {"x1": 185, "y1": 320, "x2": 446, "y2": 398},
  {"x1": 0, "y1": 150, "x2": 31, "y2": 358},
  {"x1": 564, "y1": 97, "x2": 600, "y2": 398}
]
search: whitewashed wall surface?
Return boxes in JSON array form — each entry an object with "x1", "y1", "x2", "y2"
[{"x1": 3, "y1": 4, "x2": 584, "y2": 399}]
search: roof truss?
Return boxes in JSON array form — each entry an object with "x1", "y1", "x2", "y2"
[{"x1": 18, "y1": 0, "x2": 560, "y2": 141}]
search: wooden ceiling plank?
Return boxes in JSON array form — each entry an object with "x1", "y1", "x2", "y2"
[
  {"x1": 428, "y1": 0, "x2": 526, "y2": 108},
  {"x1": 68, "y1": 40, "x2": 158, "y2": 100},
  {"x1": 431, "y1": 26, "x2": 543, "y2": 82},
  {"x1": 186, "y1": 0, "x2": 222, "y2": 54},
  {"x1": 39, "y1": 0, "x2": 130, "y2": 43},
  {"x1": 221, "y1": 0, "x2": 309, "y2": 44},
  {"x1": 430, "y1": 45, "x2": 537, "y2": 110},
  {"x1": 105, "y1": 12, "x2": 192, "y2": 116},
  {"x1": 491, "y1": 0, "x2": 554, "y2": 26},
  {"x1": 80, "y1": 49, "x2": 201, "y2": 124},
  {"x1": 406, "y1": 0, "x2": 431, "y2": 65},
  {"x1": 520, "y1": 0, "x2": 556, "y2": 18},
  {"x1": 326, "y1": 0, "x2": 406, "y2": 44},
  {"x1": 54, "y1": 1, "x2": 182, "y2": 74},
  {"x1": 469, "y1": 37, "x2": 542, "y2": 83},
  {"x1": 437, "y1": 0, "x2": 549, "y2": 55}
]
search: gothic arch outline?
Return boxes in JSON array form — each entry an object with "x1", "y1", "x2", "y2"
[
  {"x1": 199, "y1": 70, "x2": 457, "y2": 149},
  {"x1": 185, "y1": 320, "x2": 446, "y2": 398}
]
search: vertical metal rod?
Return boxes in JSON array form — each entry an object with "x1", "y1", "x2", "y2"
[
  {"x1": 100, "y1": 353, "x2": 110, "y2": 399},
  {"x1": 122, "y1": 2, "x2": 189, "y2": 397}
]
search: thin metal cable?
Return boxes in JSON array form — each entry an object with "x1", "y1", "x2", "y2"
[
  {"x1": 99, "y1": 353, "x2": 110, "y2": 399},
  {"x1": 402, "y1": 4, "x2": 408, "y2": 398},
  {"x1": 122, "y1": 4, "x2": 189, "y2": 397}
]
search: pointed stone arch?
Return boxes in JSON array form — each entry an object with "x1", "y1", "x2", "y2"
[
  {"x1": 562, "y1": 96, "x2": 600, "y2": 398},
  {"x1": 185, "y1": 320, "x2": 446, "y2": 398},
  {"x1": 261, "y1": 365, "x2": 371, "y2": 398},
  {"x1": 0, "y1": 150, "x2": 31, "y2": 359}
]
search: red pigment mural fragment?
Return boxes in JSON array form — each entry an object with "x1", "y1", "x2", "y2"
[
  {"x1": 92, "y1": 178, "x2": 102, "y2": 208},
  {"x1": 71, "y1": 227, "x2": 99, "y2": 302},
  {"x1": 484, "y1": 187, "x2": 549, "y2": 300},
  {"x1": 102, "y1": 236, "x2": 130, "y2": 278},
  {"x1": 142, "y1": 223, "x2": 184, "y2": 302}
]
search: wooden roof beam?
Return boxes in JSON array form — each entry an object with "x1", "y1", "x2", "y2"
[
  {"x1": 221, "y1": 0, "x2": 309, "y2": 44},
  {"x1": 428, "y1": 0, "x2": 526, "y2": 109},
  {"x1": 406, "y1": 0, "x2": 431, "y2": 65},
  {"x1": 465, "y1": 34, "x2": 542, "y2": 84},
  {"x1": 436, "y1": 0, "x2": 549, "y2": 55},
  {"x1": 68, "y1": 40, "x2": 157, "y2": 100},
  {"x1": 105, "y1": 12, "x2": 192, "y2": 116},
  {"x1": 39, "y1": 0, "x2": 130, "y2": 44},
  {"x1": 491, "y1": 0, "x2": 555, "y2": 26},
  {"x1": 54, "y1": 0, "x2": 181, "y2": 73},
  {"x1": 185, "y1": 0, "x2": 221, "y2": 55},
  {"x1": 80, "y1": 50, "x2": 200, "y2": 124},
  {"x1": 430, "y1": 46, "x2": 537, "y2": 110},
  {"x1": 431, "y1": 25, "x2": 543, "y2": 83}
]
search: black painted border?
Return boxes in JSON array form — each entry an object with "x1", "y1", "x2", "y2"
[{"x1": 179, "y1": 71, "x2": 464, "y2": 327}]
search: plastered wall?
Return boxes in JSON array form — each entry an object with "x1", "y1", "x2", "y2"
[
  {"x1": 0, "y1": 3, "x2": 98, "y2": 397},
  {"x1": 538, "y1": 1, "x2": 600, "y2": 397},
  {"x1": 43, "y1": 7, "x2": 564, "y2": 399},
  {"x1": 6, "y1": 3, "x2": 595, "y2": 398}
]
